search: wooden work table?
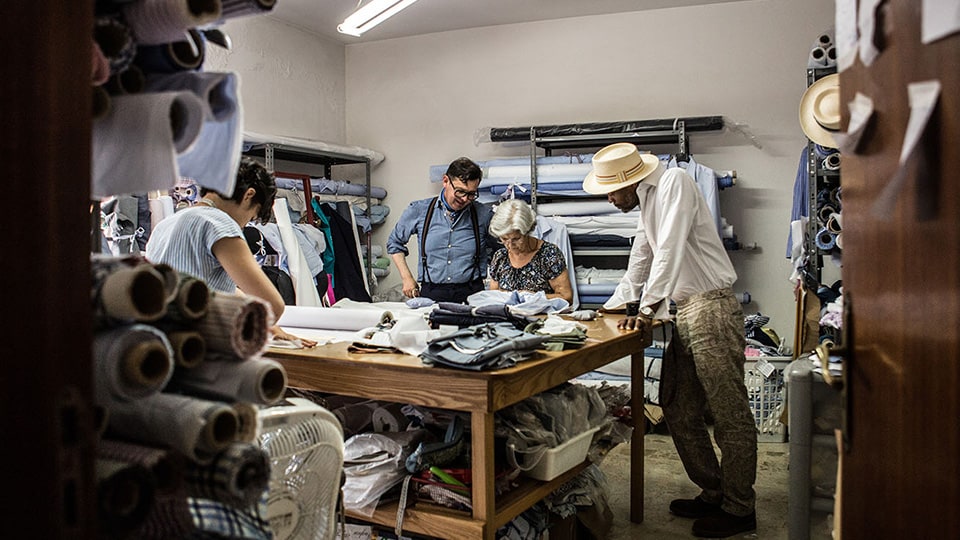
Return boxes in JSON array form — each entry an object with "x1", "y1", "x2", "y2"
[{"x1": 265, "y1": 314, "x2": 652, "y2": 539}]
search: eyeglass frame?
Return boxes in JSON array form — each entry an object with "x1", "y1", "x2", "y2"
[{"x1": 445, "y1": 176, "x2": 481, "y2": 201}]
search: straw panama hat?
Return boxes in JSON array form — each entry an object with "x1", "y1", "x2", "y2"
[
  {"x1": 799, "y1": 73, "x2": 841, "y2": 148},
  {"x1": 582, "y1": 142, "x2": 661, "y2": 195}
]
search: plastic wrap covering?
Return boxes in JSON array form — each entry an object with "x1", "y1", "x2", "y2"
[
  {"x1": 242, "y1": 130, "x2": 385, "y2": 166},
  {"x1": 482, "y1": 116, "x2": 724, "y2": 142}
]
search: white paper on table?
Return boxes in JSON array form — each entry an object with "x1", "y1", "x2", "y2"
[
  {"x1": 835, "y1": 0, "x2": 859, "y2": 72},
  {"x1": 277, "y1": 305, "x2": 393, "y2": 331},
  {"x1": 922, "y1": 0, "x2": 960, "y2": 44},
  {"x1": 834, "y1": 92, "x2": 876, "y2": 154},
  {"x1": 872, "y1": 80, "x2": 942, "y2": 217},
  {"x1": 858, "y1": 0, "x2": 884, "y2": 67}
]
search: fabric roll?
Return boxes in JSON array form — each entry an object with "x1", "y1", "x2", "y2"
[
  {"x1": 835, "y1": 233, "x2": 843, "y2": 250},
  {"x1": 149, "y1": 195, "x2": 175, "y2": 230},
  {"x1": 220, "y1": 0, "x2": 276, "y2": 19},
  {"x1": 165, "y1": 329, "x2": 206, "y2": 368},
  {"x1": 145, "y1": 71, "x2": 243, "y2": 195},
  {"x1": 92, "y1": 90, "x2": 206, "y2": 198},
  {"x1": 817, "y1": 32, "x2": 833, "y2": 48},
  {"x1": 184, "y1": 442, "x2": 270, "y2": 507},
  {"x1": 372, "y1": 402, "x2": 410, "y2": 433},
  {"x1": 830, "y1": 188, "x2": 842, "y2": 211},
  {"x1": 808, "y1": 46, "x2": 829, "y2": 68},
  {"x1": 123, "y1": 0, "x2": 222, "y2": 45},
  {"x1": 98, "y1": 439, "x2": 186, "y2": 495},
  {"x1": 818, "y1": 203, "x2": 837, "y2": 225},
  {"x1": 825, "y1": 46, "x2": 837, "y2": 67},
  {"x1": 168, "y1": 355, "x2": 288, "y2": 405},
  {"x1": 149, "y1": 262, "x2": 181, "y2": 304},
  {"x1": 92, "y1": 255, "x2": 169, "y2": 326},
  {"x1": 277, "y1": 305, "x2": 393, "y2": 331},
  {"x1": 826, "y1": 212, "x2": 842, "y2": 234},
  {"x1": 96, "y1": 459, "x2": 156, "y2": 536},
  {"x1": 231, "y1": 402, "x2": 259, "y2": 443},
  {"x1": 813, "y1": 144, "x2": 836, "y2": 159},
  {"x1": 372, "y1": 267, "x2": 390, "y2": 278},
  {"x1": 536, "y1": 200, "x2": 627, "y2": 217},
  {"x1": 105, "y1": 64, "x2": 147, "y2": 96},
  {"x1": 135, "y1": 28, "x2": 206, "y2": 73},
  {"x1": 94, "y1": 15, "x2": 136, "y2": 75},
  {"x1": 823, "y1": 152, "x2": 841, "y2": 171},
  {"x1": 195, "y1": 291, "x2": 272, "y2": 358},
  {"x1": 165, "y1": 274, "x2": 211, "y2": 322},
  {"x1": 105, "y1": 391, "x2": 240, "y2": 464},
  {"x1": 815, "y1": 227, "x2": 837, "y2": 251},
  {"x1": 93, "y1": 324, "x2": 175, "y2": 403},
  {"x1": 576, "y1": 283, "x2": 618, "y2": 296}
]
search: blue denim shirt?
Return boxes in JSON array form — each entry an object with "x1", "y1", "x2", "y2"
[{"x1": 387, "y1": 195, "x2": 494, "y2": 284}]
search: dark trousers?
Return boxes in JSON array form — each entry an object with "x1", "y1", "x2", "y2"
[{"x1": 420, "y1": 279, "x2": 483, "y2": 304}]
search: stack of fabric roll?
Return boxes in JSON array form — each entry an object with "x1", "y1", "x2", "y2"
[
  {"x1": 812, "y1": 144, "x2": 843, "y2": 253},
  {"x1": 91, "y1": 253, "x2": 285, "y2": 539},
  {"x1": 91, "y1": 0, "x2": 277, "y2": 201}
]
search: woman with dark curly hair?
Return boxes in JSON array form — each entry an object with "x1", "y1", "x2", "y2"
[{"x1": 147, "y1": 157, "x2": 316, "y2": 347}]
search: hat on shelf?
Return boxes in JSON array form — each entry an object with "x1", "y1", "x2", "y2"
[
  {"x1": 799, "y1": 73, "x2": 841, "y2": 148},
  {"x1": 582, "y1": 142, "x2": 661, "y2": 195}
]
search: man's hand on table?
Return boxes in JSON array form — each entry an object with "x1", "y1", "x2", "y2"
[{"x1": 618, "y1": 314, "x2": 653, "y2": 331}]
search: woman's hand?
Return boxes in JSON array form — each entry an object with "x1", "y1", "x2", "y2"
[{"x1": 271, "y1": 325, "x2": 318, "y2": 348}]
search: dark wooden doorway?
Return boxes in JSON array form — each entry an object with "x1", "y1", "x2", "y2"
[{"x1": 839, "y1": 1, "x2": 960, "y2": 537}]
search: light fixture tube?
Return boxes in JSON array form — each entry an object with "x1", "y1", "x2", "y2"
[{"x1": 337, "y1": 0, "x2": 419, "y2": 37}]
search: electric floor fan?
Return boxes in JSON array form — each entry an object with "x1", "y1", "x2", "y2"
[{"x1": 258, "y1": 397, "x2": 344, "y2": 540}]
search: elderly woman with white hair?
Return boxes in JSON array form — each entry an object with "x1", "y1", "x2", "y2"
[{"x1": 487, "y1": 198, "x2": 573, "y2": 303}]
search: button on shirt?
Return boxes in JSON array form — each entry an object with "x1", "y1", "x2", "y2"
[
  {"x1": 386, "y1": 196, "x2": 493, "y2": 284},
  {"x1": 604, "y1": 163, "x2": 736, "y2": 319}
]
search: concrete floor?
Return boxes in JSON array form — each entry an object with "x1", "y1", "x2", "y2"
[{"x1": 598, "y1": 432, "x2": 794, "y2": 540}]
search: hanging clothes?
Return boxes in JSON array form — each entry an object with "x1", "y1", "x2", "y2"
[{"x1": 320, "y1": 202, "x2": 371, "y2": 303}]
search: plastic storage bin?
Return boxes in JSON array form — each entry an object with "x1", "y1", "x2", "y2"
[{"x1": 524, "y1": 426, "x2": 600, "y2": 481}]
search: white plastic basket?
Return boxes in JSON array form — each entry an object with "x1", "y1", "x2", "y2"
[
  {"x1": 519, "y1": 426, "x2": 600, "y2": 482},
  {"x1": 744, "y1": 357, "x2": 790, "y2": 442}
]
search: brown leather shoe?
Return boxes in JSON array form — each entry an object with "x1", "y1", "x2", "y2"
[
  {"x1": 668, "y1": 496, "x2": 721, "y2": 518},
  {"x1": 692, "y1": 510, "x2": 757, "y2": 538}
]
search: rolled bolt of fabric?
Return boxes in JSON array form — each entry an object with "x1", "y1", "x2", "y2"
[
  {"x1": 815, "y1": 227, "x2": 837, "y2": 251},
  {"x1": 808, "y1": 46, "x2": 829, "y2": 68},
  {"x1": 818, "y1": 203, "x2": 838, "y2": 225},
  {"x1": 826, "y1": 212, "x2": 842, "y2": 234},
  {"x1": 835, "y1": 232, "x2": 843, "y2": 250},
  {"x1": 220, "y1": 0, "x2": 277, "y2": 19},
  {"x1": 817, "y1": 32, "x2": 833, "y2": 49},
  {"x1": 822, "y1": 152, "x2": 841, "y2": 171}
]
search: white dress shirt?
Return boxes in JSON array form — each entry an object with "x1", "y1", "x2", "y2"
[{"x1": 603, "y1": 163, "x2": 737, "y2": 319}]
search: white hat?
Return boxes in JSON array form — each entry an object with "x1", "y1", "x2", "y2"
[
  {"x1": 582, "y1": 142, "x2": 661, "y2": 195},
  {"x1": 799, "y1": 73, "x2": 841, "y2": 148}
]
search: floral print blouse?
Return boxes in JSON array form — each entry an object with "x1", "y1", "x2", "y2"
[{"x1": 488, "y1": 240, "x2": 566, "y2": 293}]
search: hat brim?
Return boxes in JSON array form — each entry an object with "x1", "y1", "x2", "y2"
[
  {"x1": 799, "y1": 73, "x2": 840, "y2": 148},
  {"x1": 582, "y1": 153, "x2": 661, "y2": 195}
]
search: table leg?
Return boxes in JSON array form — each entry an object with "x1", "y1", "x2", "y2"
[
  {"x1": 471, "y1": 410, "x2": 496, "y2": 539},
  {"x1": 631, "y1": 349, "x2": 646, "y2": 523}
]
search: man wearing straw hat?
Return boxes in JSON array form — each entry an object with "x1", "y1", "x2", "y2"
[{"x1": 584, "y1": 143, "x2": 757, "y2": 538}]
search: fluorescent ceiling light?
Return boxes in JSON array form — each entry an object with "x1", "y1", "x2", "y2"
[{"x1": 338, "y1": 0, "x2": 419, "y2": 37}]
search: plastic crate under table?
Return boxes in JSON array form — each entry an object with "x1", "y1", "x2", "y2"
[{"x1": 745, "y1": 356, "x2": 790, "y2": 442}]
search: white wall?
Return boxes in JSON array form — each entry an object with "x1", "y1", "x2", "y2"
[
  {"x1": 205, "y1": 15, "x2": 346, "y2": 143},
  {"x1": 344, "y1": 0, "x2": 835, "y2": 346}
]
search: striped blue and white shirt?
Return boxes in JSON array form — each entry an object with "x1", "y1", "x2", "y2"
[{"x1": 146, "y1": 206, "x2": 243, "y2": 293}]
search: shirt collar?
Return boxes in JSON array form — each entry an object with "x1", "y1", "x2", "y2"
[{"x1": 635, "y1": 162, "x2": 666, "y2": 194}]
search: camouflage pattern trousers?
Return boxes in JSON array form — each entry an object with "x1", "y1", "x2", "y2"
[{"x1": 660, "y1": 287, "x2": 757, "y2": 516}]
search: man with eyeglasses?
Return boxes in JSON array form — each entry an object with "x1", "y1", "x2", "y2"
[{"x1": 387, "y1": 157, "x2": 495, "y2": 303}]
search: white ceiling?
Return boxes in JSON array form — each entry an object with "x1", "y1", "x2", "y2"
[{"x1": 267, "y1": 0, "x2": 747, "y2": 43}]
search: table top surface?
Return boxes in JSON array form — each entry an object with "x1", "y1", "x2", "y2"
[{"x1": 265, "y1": 314, "x2": 650, "y2": 412}]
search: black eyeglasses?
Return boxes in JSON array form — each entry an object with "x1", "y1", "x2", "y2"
[{"x1": 453, "y1": 187, "x2": 480, "y2": 201}]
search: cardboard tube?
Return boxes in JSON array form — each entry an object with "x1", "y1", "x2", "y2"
[{"x1": 165, "y1": 330, "x2": 205, "y2": 368}]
